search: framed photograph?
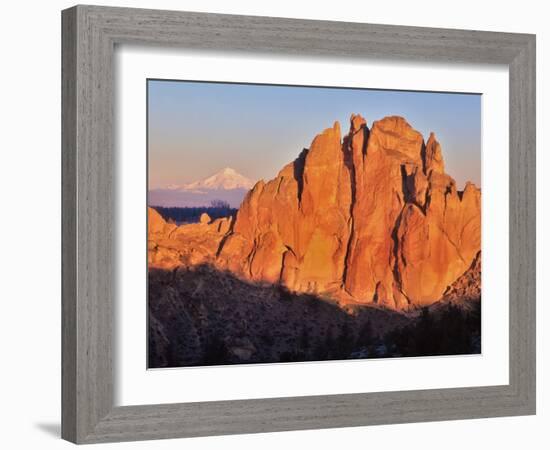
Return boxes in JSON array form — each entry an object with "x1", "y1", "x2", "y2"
[{"x1": 62, "y1": 5, "x2": 536, "y2": 444}]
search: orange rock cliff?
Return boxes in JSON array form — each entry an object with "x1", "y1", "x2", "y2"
[{"x1": 148, "y1": 114, "x2": 481, "y2": 310}]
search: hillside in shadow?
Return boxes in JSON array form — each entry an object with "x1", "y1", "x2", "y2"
[{"x1": 148, "y1": 265, "x2": 480, "y2": 368}]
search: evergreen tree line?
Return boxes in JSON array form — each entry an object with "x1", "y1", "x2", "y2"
[
  {"x1": 198, "y1": 303, "x2": 481, "y2": 365},
  {"x1": 153, "y1": 200, "x2": 237, "y2": 224}
]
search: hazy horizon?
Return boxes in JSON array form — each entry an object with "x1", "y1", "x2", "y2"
[{"x1": 148, "y1": 80, "x2": 481, "y2": 191}]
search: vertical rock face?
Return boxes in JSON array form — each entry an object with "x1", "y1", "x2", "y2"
[
  {"x1": 217, "y1": 121, "x2": 353, "y2": 293},
  {"x1": 344, "y1": 116, "x2": 426, "y2": 309},
  {"x1": 149, "y1": 114, "x2": 481, "y2": 310}
]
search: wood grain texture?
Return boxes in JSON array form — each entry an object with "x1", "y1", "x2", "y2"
[
  {"x1": 61, "y1": 7, "x2": 77, "y2": 443},
  {"x1": 61, "y1": 4, "x2": 536, "y2": 444}
]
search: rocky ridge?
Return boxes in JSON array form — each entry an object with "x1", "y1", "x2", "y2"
[{"x1": 148, "y1": 114, "x2": 481, "y2": 310}]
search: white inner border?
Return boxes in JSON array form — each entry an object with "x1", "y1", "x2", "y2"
[{"x1": 114, "y1": 45, "x2": 509, "y2": 406}]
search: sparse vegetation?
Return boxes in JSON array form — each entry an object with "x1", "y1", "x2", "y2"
[
  {"x1": 148, "y1": 265, "x2": 480, "y2": 368},
  {"x1": 385, "y1": 304, "x2": 481, "y2": 357}
]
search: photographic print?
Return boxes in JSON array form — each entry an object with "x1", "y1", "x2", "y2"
[{"x1": 147, "y1": 80, "x2": 481, "y2": 368}]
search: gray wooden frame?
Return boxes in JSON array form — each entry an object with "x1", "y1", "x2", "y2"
[{"x1": 61, "y1": 4, "x2": 536, "y2": 444}]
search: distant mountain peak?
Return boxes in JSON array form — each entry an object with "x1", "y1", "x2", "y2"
[{"x1": 182, "y1": 167, "x2": 255, "y2": 191}]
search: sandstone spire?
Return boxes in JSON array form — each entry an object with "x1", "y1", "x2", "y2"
[{"x1": 423, "y1": 132, "x2": 445, "y2": 174}]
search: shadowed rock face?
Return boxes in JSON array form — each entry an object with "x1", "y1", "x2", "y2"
[{"x1": 148, "y1": 114, "x2": 481, "y2": 310}]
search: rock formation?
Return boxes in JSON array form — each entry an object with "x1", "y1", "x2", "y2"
[
  {"x1": 148, "y1": 207, "x2": 231, "y2": 270},
  {"x1": 149, "y1": 114, "x2": 481, "y2": 310},
  {"x1": 441, "y1": 251, "x2": 482, "y2": 304}
]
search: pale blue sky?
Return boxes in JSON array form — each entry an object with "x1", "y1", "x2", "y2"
[{"x1": 148, "y1": 80, "x2": 481, "y2": 189}]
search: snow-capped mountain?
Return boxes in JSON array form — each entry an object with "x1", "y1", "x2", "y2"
[
  {"x1": 182, "y1": 167, "x2": 255, "y2": 191},
  {"x1": 149, "y1": 168, "x2": 256, "y2": 208}
]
